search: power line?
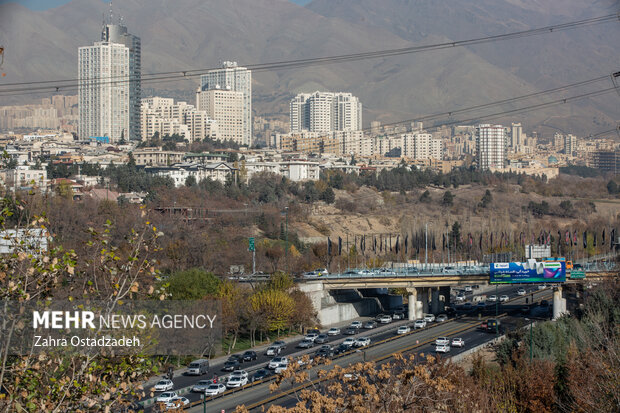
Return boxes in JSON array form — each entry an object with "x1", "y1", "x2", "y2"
[{"x1": 0, "y1": 13, "x2": 617, "y2": 96}]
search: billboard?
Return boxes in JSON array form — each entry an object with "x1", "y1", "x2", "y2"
[{"x1": 490, "y1": 260, "x2": 566, "y2": 284}]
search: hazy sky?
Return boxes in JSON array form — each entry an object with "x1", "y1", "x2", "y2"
[{"x1": 0, "y1": 0, "x2": 311, "y2": 10}]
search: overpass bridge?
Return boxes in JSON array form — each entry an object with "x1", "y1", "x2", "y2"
[{"x1": 297, "y1": 260, "x2": 618, "y2": 323}]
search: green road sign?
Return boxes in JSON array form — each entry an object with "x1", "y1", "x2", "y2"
[
  {"x1": 248, "y1": 237, "x2": 255, "y2": 252},
  {"x1": 570, "y1": 270, "x2": 585, "y2": 279}
]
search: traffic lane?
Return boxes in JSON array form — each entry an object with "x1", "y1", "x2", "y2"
[
  {"x1": 261, "y1": 314, "x2": 542, "y2": 411},
  {"x1": 185, "y1": 317, "x2": 482, "y2": 413}
]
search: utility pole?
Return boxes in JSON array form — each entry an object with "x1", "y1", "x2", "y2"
[
  {"x1": 425, "y1": 222, "x2": 428, "y2": 270},
  {"x1": 285, "y1": 206, "x2": 289, "y2": 275}
]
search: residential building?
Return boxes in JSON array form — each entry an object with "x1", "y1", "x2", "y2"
[
  {"x1": 402, "y1": 132, "x2": 442, "y2": 160},
  {"x1": 200, "y1": 62, "x2": 252, "y2": 145},
  {"x1": 145, "y1": 162, "x2": 238, "y2": 186},
  {"x1": 510, "y1": 122, "x2": 523, "y2": 151},
  {"x1": 196, "y1": 89, "x2": 244, "y2": 145},
  {"x1": 591, "y1": 151, "x2": 619, "y2": 174},
  {"x1": 79, "y1": 18, "x2": 141, "y2": 142},
  {"x1": 141, "y1": 97, "x2": 215, "y2": 143},
  {"x1": 290, "y1": 91, "x2": 362, "y2": 133},
  {"x1": 476, "y1": 124, "x2": 506, "y2": 170},
  {"x1": 132, "y1": 147, "x2": 185, "y2": 166},
  {"x1": 563, "y1": 134, "x2": 577, "y2": 155}
]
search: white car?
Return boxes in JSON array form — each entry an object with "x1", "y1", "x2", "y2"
[
  {"x1": 297, "y1": 339, "x2": 315, "y2": 349},
  {"x1": 455, "y1": 293, "x2": 466, "y2": 302},
  {"x1": 517, "y1": 287, "x2": 526, "y2": 296},
  {"x1": 538, "y1": 284, "x2": 547, "y2": 290},
  {"x1": 423, "y1": 314, "x2": 435, "y2": 322},
  {"x1": 342, "y1": 338, "x2": 356, "y2": 347},
  {"x1": 304, "y1": 333, "x2": 319, "y2": 342},
  {"x1": 192, "y1": 380, "x2": 214, "y2": 393},
  {"x1": 164, "y1": 396, "x2": 189, "y2": 410},
  {"x1": 155, "y1": 391, "x2": 178, "y2": 403},
  {"x1": 435, "y1": 337, "x2": 449, "y2": 346},
  {"x1": 316, "y1": 268, "x2": 329, "y2": 276},
  {"x1": 464, "y1": 286, "x2": 473, "y2": 292},
  {"x1": 354, "y1": 337, "x2": 371, "y2": 347},
  {"x1": 378, "y1": 315, "x2": 392, "y2": 324},
  {"x1": 230, "y1": 370, "x2": 248, "y2": 380},
  {"x1": 349, "y1": 321, "x2": 363, "y2": 329},
  {"x1": 274, "y1": 364, "x2": 288, "y2": 374},
  {"x1": 414, "y1": 319, "x2": 427, "y2": 329},
  {"x1": 436, "y1": 314, "x2": 448, "y2": 322},
  {"x1": 451, "y1": 338, "x2": 465, "y2": 348},
  {"x1": 499, "y1": 295, "x2": 509, "y2": 302},
  {"x1": 435, "y1": 344, "x2": 451, "y2": 353},
  {"x1": 396, "y1": 326, "x2": 411, "y2": 334},
  {"x1": 226, "y1": 376, "x2": 248, "y2": 388},
  {"x1": 203, "y1": 383, "x2": 226, "y2": 396},
  {"x1": 487, "y1": 295, "x2": 498, "y2": 302},
  {"x1": 327, "y1": 327, "x2": 341, "y2": 336},
  {"x1": 266, "y1": 346, "x2": 281, "y2": 356},
  {"x1": 153, "y1": 379, "x2": 174, "y2": 392},
  {"x1": 268, "y1": 356, "x2": 288, "y2": 370}
]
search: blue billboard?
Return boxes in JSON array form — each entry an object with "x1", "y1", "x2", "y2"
[{"x1": 490, "y1": 260, "x2": 566, "y2": 284}]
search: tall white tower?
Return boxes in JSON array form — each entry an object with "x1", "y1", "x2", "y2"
[
  {"x1": 476, "y1": 124, "x2": 506, "y2": 170},
  {"x1": 200, "y1": 62, "x2": 252, "y2": 146}
]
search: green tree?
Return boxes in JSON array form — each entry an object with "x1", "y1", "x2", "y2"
[
  {"x1": 321, "y1": 187, "x2": 336, "y2": 204},
  {"x1": 185, "y1": 174, "x2": 197, "y2": 187},
  {"x1": 442, "y1": 190, "x2": 454, "y2": 207},
  {"x1": 419, "y1": 190, "x2": 431, "y2": 203},
  {"x1": 480, "y1": 189, "x2": 492, "y2": 208},
  {"x1": 607, "y1": 180, "x2": 618, "y2": 194},
  {"x1": 166, "y1": 268, "x2": 221, "y2": 300}
]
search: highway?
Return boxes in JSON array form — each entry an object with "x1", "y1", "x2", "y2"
[{"x1": 142, "y1": 284, "x2": 552, "y2": 411}]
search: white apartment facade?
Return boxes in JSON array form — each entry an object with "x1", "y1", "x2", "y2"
[
  {"x1": 78, "y1": 41, "x2": 130, "y2": 143},
  {"x1": 141, "y1": 97, "x2": 216, "y2": 143},
  {"x1": 290, "y1": 91, "x2": 362, "y2": 133},
  {"x1": 402, "y1": 132, "x2": 442, "y2": 160},
  {"x1": 476, "y1": 124, "x2": 506, "y2": 170},
  {"x1": 196, "y1": 89, "x2": 244, "y2": 145},
  {"x1": 200, "y1": 62, "x2": 252, "y2": 146}
]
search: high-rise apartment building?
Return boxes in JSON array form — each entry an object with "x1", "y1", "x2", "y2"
[
  {"x1": 563, "y1": 134, "x2": 577, "y2": 155},
  {"x1": 476, "y1": 124, "x2": 506, "y2": 170},
  {"x1": 402, "y1": 132, "x2": 442, "y2": 160},
  {"x1": 196, "y1": 89, "x2": 244, "y2": 145},
  {"x1": 142, "y1": 97, "x2": 217, "y2": 143},
  {"x1": 200, "y1": 62, "x2": 251, "y2": 146},
  {"x1": 510, "y1": 122, "x2": 523, "y2": 150},
  {"x1": 79, "y1": 17, "x2": 141, "y2": 142},
  {"x1": 290, "y1": 91, "x2": 362, "y2": 133}
]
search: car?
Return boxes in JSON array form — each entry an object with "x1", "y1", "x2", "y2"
[
  {"x1": 363, "y1": 321, "x2": 377, "y2": 329},
  {"x1": 316, "y1": 268, "x2": 329, "y2": 276},
  {"x1": 451, "y1": 338, "x2": 465, "y2": 348},
  {"x1": 230, "y1": 370, "x2": 249, "y2": 380},
  {"x1": 354, "y1": 337, "x2": 371, "y2": 347},
  {"x1": 187, "y1": 359, "x2": 210, "y2": 375},
  {"x1": 155, "y1": 391, "x2": 178, "y2": 403},
  {"x1": 540, "y1": 299, "x2": 550, "y2": 307},
  {"x1": 306, "y1": 329, "x2": 321, "y2": 336},
  {"x1": 517, "y1": 287, "x2": 526, "y2": 296},
  {"x1": 154, "y1": 379, "x2": 174, "y2": 392},
  {"x1": 304, "y1": 333, "x2": 319, "y2": 342},
  {"x1": 334, "y1": 344, "x2": 351, "y2": 355},
  {"x1": 226, "y1": 375, "x2": 248, "y2": 388},
  {"x1": 464, "y1": 286, "x2": 473, "y2": 292},
  {"x1": 499, "y1": 295, "x2": 509, "y2": 302},
  {"x1": 344, "y1": 327, "x2": 357, "y2": 335},
  {"x1": 327, "y1": 327, "x2": 341, "y2": 336},
  {"x1": 315, "y1": 348, "x2": 333, "y2": 358},
  {"x1": 455, "y1": 293, "x2": 466, "y2": 302},
  {"x1": 268, "y1": 356, "x2": 288, "y2": 370},
  {"x1": 462, "y1": 302, "x2": 473, "y2": 310},
  {"x1": 265, "y1": 346, "x2": 281, "y2": 356},
  {"x1": 203, "y1": 383, "x2": 227, "y2": 396},
  {"x1": 414, "y1": 319, "x2": 427, "y2": 329},
  {"x1": 391, "y1": 311, "x2": 405, "y2": 320},
  {"x1": 349, "y1": 321, "x2": 363, "y2": 329},
  {"x1": 251, "y1": 368, "x2": 272, "y2": 382},
  {"x1": 538, "y1": 284, "x2": 547, "y2": 290},
  {"x1": 191, "y1": 380, "x2": 214, "y2": 393},
  {"x1": 521, "y1": 306, "x2": 530, "y2": 314},
  {"x1": 477, "y1": 301, "x2": 487, "y2": 308},
  {"x1": 165, "y1": 396, "x2": 189, "y2": 410},
  {"x1": 297, "y1": 339, "x2": 315, "y2": 349},
  {"x1": 472, "y1": 285, "x2": 480, "y2": 289},
  {"x1": 435, "y1": 344, "x2": 451, "y2": 353},
  {"x1": 423, "y1": 314, "x2": 435, "y2": 322},
  {"x1": 315, "y1": 334, "x2": 330, "y2": 344},
  {"x1": 221, "y1": 360, "x2": 240, "y2": 371},
  {"x1": 436, "y1": 314, "x2": 448, "y2": 322},
  {"x1": 273, "y1": 340, "x2": 287, "y2": 350},
  {"x1": 342, "y1": 338, "x2": 356, "y2": 347},
  {"x1": 445, "y1": 306, "x2": 457, "y2": 316},
  {"x1": 296, "y1": 354, "x2": 315, "y2": 366},
  {"x1": 242, "y1": 350, "x2": 257, "y2": 362},
  {"x1": 378, "y1": 315, "x2": 392, "y2": 324},
  {"x1": 303, "y1": 271, "x2": 319, "y2": 278},
  {"x1": 435, "y1": 337, "x2": 449, "y2": 346},
  {"x1": 396, "y1": 325, "x2": 411, "y2": 334},
  {"x1": 227, "y1": 354, "x2": 243, "y2": 362},
  {"x1": 487, "y1": 295, "x2": 498, "y2": 302},
  {"x1": 274, "y1": 364, "x2": 288, "y2": 374}
]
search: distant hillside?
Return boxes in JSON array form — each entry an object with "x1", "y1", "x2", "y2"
[{"x1": 0, "y1": 0, "x2": 617, "y2": 135}]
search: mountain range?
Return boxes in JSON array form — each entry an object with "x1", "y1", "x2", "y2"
[{"x1": 0, "y1": 0, "x2": 618, "y2": 136}]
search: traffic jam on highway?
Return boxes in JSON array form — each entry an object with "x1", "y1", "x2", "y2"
[{"x1": 143, "y1": 282, "x2": 554, "y2": 411}]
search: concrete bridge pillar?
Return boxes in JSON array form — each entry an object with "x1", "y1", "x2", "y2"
[
  {"x1": 407, "y1": 288, "x2": 417, "y2": 321},
  {"x1": 420, "y1": 288, "x2": 429, "y2": 316},
  {"x1": 553, "y1": 285, "x2": 567, "y2": 320},
  {"x1": 431, "y1": 287, "x2": 441, "y2": 314},
  {"x1": 407, "y1": 287, "x2": 429, "y2": 320},
  {"x1": 440, "y1": 286, "x2": 451, "y2": 312}
]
